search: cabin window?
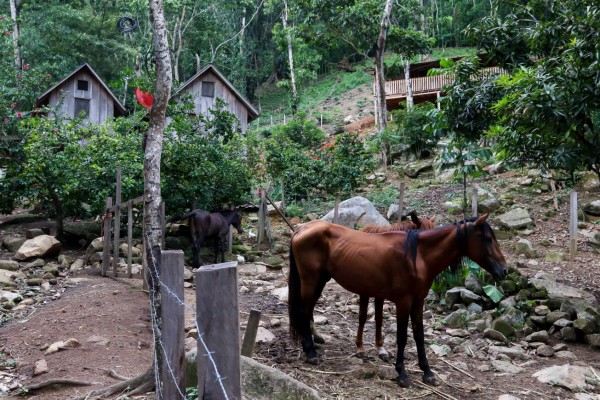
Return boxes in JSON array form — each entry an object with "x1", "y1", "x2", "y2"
[
  {"x1": 77, "y1": 80, "x2": 89, "y2": 91},
  {"x1": 74, "y1": 98, "x2": 90, "y2": 117},
  {"x1": 202, "y1": 81, "x2": 215, "y2": 98}
]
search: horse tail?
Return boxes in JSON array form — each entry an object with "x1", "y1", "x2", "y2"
[
  {"x1": 288, "y1": 242, "x2": 303, "y2": 342},
  {"x1": 167, "y1": 210, "x2": 197, "y2": 224}
]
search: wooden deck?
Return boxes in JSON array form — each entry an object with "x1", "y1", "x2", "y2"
[{"x1": 384, "y1": 67, "x2": 505, "y2": 100}]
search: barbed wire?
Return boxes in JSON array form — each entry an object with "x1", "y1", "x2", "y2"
[{"x1": 144, "y1": 232, "x2": 231, "y2": 400}]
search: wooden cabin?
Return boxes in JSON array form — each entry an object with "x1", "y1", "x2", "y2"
[
  {"x1": 35, "y1": 63, "x2": 127, "y2": 124},
  {"x1": 172, "y1": 64, "x2": 259, "y2": 133}
]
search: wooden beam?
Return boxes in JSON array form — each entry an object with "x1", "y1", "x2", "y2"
[
  {"x1": 241, "y1": 309, "x2": 261, "y2": 357},
  {"x1": 102, "y1": 197, "x2": 113, "y2": 277},
  {"x1": 112, "y1": 167, "x2": 122, "y2": 277}
]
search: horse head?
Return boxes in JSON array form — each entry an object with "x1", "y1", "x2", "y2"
[
  {"x1": 463, "y1": 214, "x2": 507, "y2": 280},
  {"x1": 232, "y1": 210, "x2": 244, "y2": 234}
]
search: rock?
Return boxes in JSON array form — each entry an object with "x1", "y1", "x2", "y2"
[
  {"x1": 26, "y1": 228, "x2": 46, "y2": 239},
  {"x1": 3, "y1": 236, "x2": 26, "y2": 252},
  {"x1": 491, "y1": 317, "x2": 516, "y2": 338},
  {"x1": 536, "y1": 345, "x2": 554, "y2": 357},
  {"x1": 573, "y1": 319, "x2": 595, "y2": 334},
  {"x1": 15, "y1": 235, "x2": 61, "y2": 261},
  {"x1": 444, "y1": 287, "x2": 464, "y2": 307},
  {"x1": 586, "y1": 334, "x2": 600, "y2": 348},
  {"x1": 446, "y1": 329, "x2": 470, "y2": 338},
  {"x1": 429, "y1": 344, "x2": 452, "y2": 356},
  {"x1": 467, "y1": 303, "x2": 483, "y2": 315},
  {"x1": 515, "y1": 239, "x2": 537, "y2": 258},
  {"x1": 582, "y1": 200, "x2": 600, "y2": 216},
  {"x1": 271, "y1": 287, "x2": 288, "y2": 302},
  {"x1": 263, "y1": 257, "x2": 284, "y2": 268},
  {"x1": 69, "y1": 258, "x2": 85, "y2": 272},
  {"x1": 483, "y1": 329, "x2": 509, "y2": 344},
  {"x1": 499, "y1": 297, "x2": 516, "y2": 309},
  {"x1": 256, "y1": 327, "x2": 276, "y2": 344},
  {"x1": 87, "y1": 335, "x2": 110, "y2": 347},
  {"x1": 444, "y1": 309, "x2": 469, "y2": 329},
  {"x1": 464, "y1": 273, "x2": 484, "y2": 295},
  {"x1": 494, "y1": 208, "x2": 532, "y2": 230},
  {"x1": 500, "y1": 280, "x2": 518, "y2": 294},
  {"x1": 33, "y1": 359, "x2": 48, "y2": 376},
  {"x1": 529, "y1": 275, "x2": 598, "y2": 310},
  {"x1": 525, "y1": 331, "x2": 549, "y2": 343},
  {"x1": 44, "y1": 338, "x2": 81, "y2": 355},
  {"x1": 313, "y1": 315, "x2": 328, "y2": 325},
  {"x1": 0, "y1": 260, "x2": 19, "y2": 271},
  {"x1": 0, "y1": 291, "x2": 22, "y2": 303},
  {"x1": 502, "y1": 307, "x2": 526, "y2": 326},
  {"x1": 534, "y1": 305, "x2": 550, "y2": 316},
  {"x1": 321, "y1": 196, "x2": 389, "y2": 229},
  {"x1": 545, "y1": 252, "x2": 566, "y2": 262},
  {"x1": 561, "y1": 327, "x2": 578, "y2": 342},
  {"x1": 468, "y1": 319, "x2": 488, "y2": 332},
  {"x1": 491, "y1": 360, "x2": 524, "y2": 374},
  {"x1": 533, "y1": 364, "x2": 599, "y2": 391},
  {"x1": 489, "y1": 345, "x2": 529, "y2": 360},
  {"x1": 460, "y1": 289, "x2": 482, "y2": 304},
  {"x1": 477, "y1": 187, "x2": 501, "y2": 213},
  {"x1": 555, "y1": 351, "x2": 577, "y2": 360},
  {"x1": 405, "y1": 159, "x2": 433, "y2": 178},
  {"x1": 498, "y1": 395, "x2": 521, "y2": 400},
  {"x1": 546, "y1": 311, "x2": 570, "y2": 325}
]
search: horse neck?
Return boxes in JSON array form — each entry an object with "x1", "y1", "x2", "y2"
[
  {"x1": 220, "y1": 210, "x2": 236, "y2": 225},
  {"x1": 418, "y1": 224, "x2": 465, "y2": 276}
]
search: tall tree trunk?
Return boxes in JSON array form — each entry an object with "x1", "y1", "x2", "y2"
[
  {"x1": 147, "y1": 0, "x2": 172, "y2": 398},
  {"x1": 9, "y1": 0, "x2": 22, "y2": 71},
  {"x1": 374, "y1": 0, "x2": 394, "y2": 135},
  {"x1": 171, "y1": 7, "x2": 186, "y2": 83},
  {"x1": 282, "y1": 0, "x2": 298, "y2": 114},
  {"x1": 404, "y1": 59, "x2": 414, "y2": 109}
]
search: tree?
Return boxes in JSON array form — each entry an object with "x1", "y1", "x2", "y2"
[{"x1": 374, "y1": 0, "x2": 394, "y2": 136}]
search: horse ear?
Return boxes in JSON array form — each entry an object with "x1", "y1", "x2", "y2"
[
  {"x1": 475, "y1": 213, "x2": 489, "y2": 225},
  {"x1": 410, "y1": 211, "x2": 419, "y2": 225},
  {"x1": 429, "y1": 215, "x2": 436, "y2": 223}
]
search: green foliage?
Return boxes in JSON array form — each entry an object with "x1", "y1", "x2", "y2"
[
  {"x1": 483, "y1": 285, "x2": 504, "y2": 303},
  {"x1": 186, "y1": 386, "x2": 198, "y2": 400},
  {"x1": 386, "y1": 103, "x2": 438, "y2": 158},
  {"x1": 366, "y1": 186, "x2": 399, "y2": 209}
]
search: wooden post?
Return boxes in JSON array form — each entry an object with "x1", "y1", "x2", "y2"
[
  {"x1": 333, "y1": 193, "x2": 340, "y2": 224},
  {"x1": 280, "y1": 177, "x2": 285, "y2": 211},
  {"x1": 320, "y1": 114, "x2": 323, "y2": 129},
  {"x1": 112, "y1": 167, "x2": 122, "y2": 277},
  {"x1": 161, "y1": 201, "x2": 166, "y2": 250},
  {"x1": 284, "y1": 114, "x2": 286, "y2": 124},
  {"x1": 228, "y1": 226, "x2": 233, "y2": 256},
  {"x1": 570, "y1": 191, "x2": 578, "y2": 261},
  {"x1": 241, "y1": 309, "x2": 262, "y2": 357},
  {"x1": 196, "y1": 261, "x2": 241, "y2": 399},
  {"x1": 472, "y1": 186, "x2": 478, "y2": 217},
  {"x1": 398, "y1": 182, "x2": 405, "y2": 220},
  {"x1": 102, "y1": 197, "x2": 112, "y2": 277},
  {"x1": 256, "y1": 189, "x2": 265, "y2": 249},
  {"x1": 127, "y1": 204, "x2": 133, "y2": 278},
  {"x1": 161, "y1": 250, "x2": 185, "y2": 399},
  {"x1": 550, "y1": 179, "x2": 559, "y2": 211},
  {"x1": 142, "y1": 201, "x2": 148, "y2": 291}
]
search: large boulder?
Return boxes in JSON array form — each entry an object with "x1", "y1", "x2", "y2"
[
  {"x1": 404, "y1": 159, "x2": 433, "y2": 178},
  {"x1": 529, "y1": 272, "x2": 598, "y2": 310},
  {"x1": 2, "y1": 236, "x2": 26, "y2": 253},
  {"x1": 14, "y1": 235, "x2": 61, "y2": 261},
  {"x1": 494, "y1": 208, "x2": 532, "y2": 230},
  {"x1": 321, "y1": 196, "x2": 389, "y2": 229},
  {"x1": 582, "y1": 200, "x2": 600, "y2": 217},
  {"x1": 476, "y1": 187, "x2": 501, "y2": 213},
  {"x1": 533, "y1": 364, "x2": 600, "y2": 392}
]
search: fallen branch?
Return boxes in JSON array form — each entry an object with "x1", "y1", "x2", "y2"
[
  {"x1": 440, "y1": 358, "x2": 475, "y2": 379},
  {"x1": 21, "y1": 378, "x2": 96, "y2": 392},
  {"x1": 104, "y1": 368, "x2": 129, "y2": 381},
  {"x1": 299, "y1": 367, "x2": 355, "y2": 375},
  {"x1": 73, "y1": 367, "x2": 154, "y2": 400},
  {"x1": 414, "y1": 381, "x2": 458, "y2": 400}
]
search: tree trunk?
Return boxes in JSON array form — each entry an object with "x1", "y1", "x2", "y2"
[
  {"x1": 171, "y1": 7, "x2": 186, "y2": 83},
  {"x1": 374, "y1": 0, "x2": 394, "y2": 134},
  {"x1": 282, "y1": 0, "x2": 298, "y2": 114},
  {"x1": 147, "y1": 0, "x2": 172, "y2": 398},
  {"x1": 9, "y1": 0, "x2": 22, "y2": 71},
  {"x1": 404, "y1": 59, "x2": 414, "y2": 109}
]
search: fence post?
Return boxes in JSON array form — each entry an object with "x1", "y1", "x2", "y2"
[
  {"x1": 102, "y1": 197, "x2": 113, "y2": 276},
  {"x1": 397, "y1": 182, "x2": 405, "y2": 220},
  {"x1": 241, "y1": 309, "x2": 262, "y2": 357},
  {"x1": 472, "y1": 186, "x2": 478, "y2": 217},
  {"x1": 196, "y1": 261, "x2": 241, "y2": 399},
  {"x1": 256, "y1": 189, "x2": 266, "y2": 249},
  {"x1": 161, "y1": 201, "x2": 166, "y2": 250},
  {"x1": 127, "y1": 203, "x2": 133, "y2": 278},
  {"x1": 333, "y1": 193, "x2": 340, "y2": 224},
  {"x1": 570, "y1": 191, "x2": 578, "y2": 261},
  {"x1": 161, "y1": 250, "x2": 185, "y2": 399},
  {"x1": 112, "y1": 167, "x2": 122, "y2": 277}
]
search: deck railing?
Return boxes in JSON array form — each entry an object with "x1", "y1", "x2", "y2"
[{"x1": 384, "y1": 67, "x2": 505, "y2": 98}]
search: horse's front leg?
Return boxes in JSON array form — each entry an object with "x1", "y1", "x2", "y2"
[
  {"x1": 355, "y1": 295, "x2": 369, "y2": 358},
  {"x1": 191, "y1": 240, "x2": 200, "y2": 269},
  {"x1": 374, "y1": 297, "x2": 389, "y2": 361},
  {"x1": 411, "y1": 299, "x2": 436, "y2": 385},
  {"x1": 394, "y1": 299, "x2": 412, "y2": 388}
]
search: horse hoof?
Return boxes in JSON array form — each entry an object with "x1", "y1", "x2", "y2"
[
  {"x1": 378, "y1": 353, "x2": 389, "y2": 362},
  {"x1": 355, "y1": 352, "x2": 373, "y2": 361},
  {"x1": 313, "y1": 334, "x2": 326, "y2": 344},
  {"x1": 306, "y1": 356, "x2": 320, "y2": 365},
  {"x1": 423, "y1": 375, "x2": 438, "y2": 386},
  {"x1": 396, "y1": 376, "x2": 411, "y2": 388}
]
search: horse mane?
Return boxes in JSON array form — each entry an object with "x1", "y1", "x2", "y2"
[
  {"x1": 361, "y1": 220, "x2": 416, "y2": 233},
  {"x1": 448, "y1": 216, "x2": 480, "y2": 274}
]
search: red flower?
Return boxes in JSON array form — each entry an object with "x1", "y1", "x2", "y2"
[
  {"x1": 5, "y1": 31, "x2": 11, "y2": 36},
  {"x1": 47, "y1": 74, "x2": 52, "y2": 78},
  {"x1": 10, "y1": 103, "x2": 15, "y2": 108},
  {"x1": 53, "y1": 129, "x2": 58, "y2": 133},
  {"x1": 3, "y1": 118, "x2": 7, "y2": 123},
  {"x1": 17, "y1": 112, "x2": 22, "y2": 117},
  {"x1": 23, "y1": 64, "x2": 29, "y2": 70},
  {"x1": 135, "y1": 88, "x2": 153, "y2": 109}
]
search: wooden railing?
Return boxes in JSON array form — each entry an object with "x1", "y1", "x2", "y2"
[{"x1": 385, "y1": 67, "x2": 505, "y2": 98}]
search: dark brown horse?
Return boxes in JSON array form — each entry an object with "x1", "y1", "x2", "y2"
[
  {"x1": 355, "y1": 212, "x2": 436, "y2": 361},
  {"x1": 288, "y1": 214, "x2": 507, "y2": 387},
  {"x1": 169, "y1": 209, "x2": 243, "y2": 269}
]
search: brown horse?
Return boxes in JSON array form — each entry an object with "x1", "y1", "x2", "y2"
[
  {"x1": 356, "y1": 212, "x2": 436, "y2": 361},
  {"x1": 288, "y1": 214, "x2": 507, "y2": 387},
  {"x1": 168, "y1": 209, "x2": 243, "y2": 268}
]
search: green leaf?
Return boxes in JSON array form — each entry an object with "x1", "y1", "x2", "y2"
[{"x1": 483, "y1": 285, "x2": 504, "y2": 303}]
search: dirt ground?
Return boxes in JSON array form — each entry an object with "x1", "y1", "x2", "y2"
[{"x1": 0, "y1": 169, "x2": 600, "y2": 399}]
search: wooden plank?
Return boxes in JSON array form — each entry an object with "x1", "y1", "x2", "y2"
[
  {"x1": 196, "y1": 261, "x2": 241, "y2": 399},
  {"x1": 256, "y1": 189, "x2": 265, "y2": 249},
  {"x1": 241, "y1": 309, "x2": 262, "y2": 357},
  {"x1": 398, "y1": 182, "x2": 405, "y2": 220},
  {"x1": 570, "y1": 191, "x2": 578, "y2": 261},
  {"x1": 472, "y1": 186, "x2": 478, "y2": 217},
  {"x1": 112, "y1": 167, "x2": 122, "y2": 277},
  {"x1": 161, "y1": 250, "x2": 186, "y2": 399},
  {"x1": 102, "y1": 197, "x2": 113, "y2": 277},
  {"x1": 127, "y1": 205, "x2": 133, "y2": 278}
]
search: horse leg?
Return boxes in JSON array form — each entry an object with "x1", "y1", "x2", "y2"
[
  {"x1": 309, "y1": 270, "x2": 330, "y2": 345},
  {"x1": 411, "y1": 299, "x2": 437, "y2": 385},
  {"x1": 300, "y1": 282, "x2": 320, "y2": 364},
  {"x1": 394, "y1": 299, "x2": 412, "y2": 388},
  {"x1": 191, "y1": 239, "x2": 201, "y2": 270},
  {"x1": 355, "y1": 295, "x2": 369, "y2": 359},
  {"x1": 374, "y1": 297, "x2": 389, "y2": 362}
]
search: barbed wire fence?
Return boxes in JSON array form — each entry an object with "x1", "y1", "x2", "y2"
[{"x1": 144, "y1": 233, "x2": 236, "y2": 399}]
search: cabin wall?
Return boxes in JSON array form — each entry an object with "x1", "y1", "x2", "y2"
[
  {"x1": 46, "y1": 71, "x2": 115, "y2": 124},
  {"x1": 182, "y1": 71, "x2": 250, "y2": 133}
]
